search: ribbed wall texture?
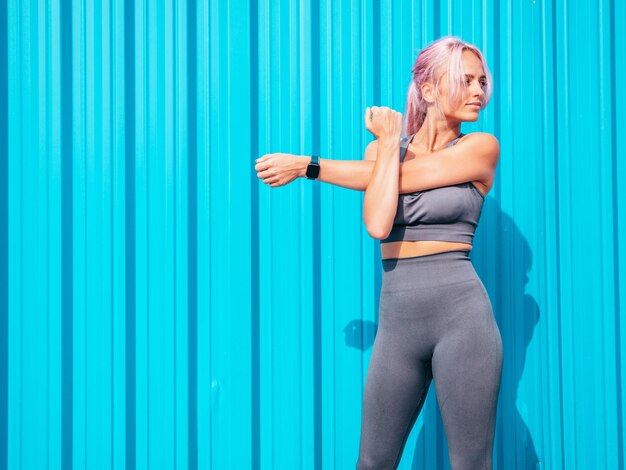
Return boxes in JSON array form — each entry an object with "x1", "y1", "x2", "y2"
[{"x1": 2, "y1": 0, "x2": 625, "y2": 469}]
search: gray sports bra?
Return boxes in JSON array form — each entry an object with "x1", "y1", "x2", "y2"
[{"x1": 380, "y1": 132, "x2": 485, "y2": 245}]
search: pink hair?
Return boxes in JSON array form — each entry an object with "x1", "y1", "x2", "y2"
[{"x1": 403, "y1": 36, "x2": 493, "y2": 135}]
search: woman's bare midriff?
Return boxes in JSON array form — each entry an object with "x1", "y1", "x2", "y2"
[{"x1": 381, "y1": 240, "x2": 472, "y2": 260}]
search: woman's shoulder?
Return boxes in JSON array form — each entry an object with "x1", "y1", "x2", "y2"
[{"x1": 458, "y1": 131, "x2": 499, "y2": 149}]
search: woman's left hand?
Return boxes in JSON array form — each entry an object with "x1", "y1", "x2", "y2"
[
  {"x1": 255, "y1": 153, "x2": 307, "y2": 188},
  {"x1": 365, "y1": 106, "x2": 403, "y2": 142}
]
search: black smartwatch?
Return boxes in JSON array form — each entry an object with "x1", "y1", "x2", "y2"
[{"x1": 306, "y1": 155, "x2": 321, "y2": 180}]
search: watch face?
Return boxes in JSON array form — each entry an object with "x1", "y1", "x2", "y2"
[{"x1": 306, "y1": 164, "x2": 320, "y2": 179}]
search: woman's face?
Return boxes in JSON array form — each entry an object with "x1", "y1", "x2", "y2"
[{"x1": 434, "y1": 50, "x2": 487, "y2": 123}]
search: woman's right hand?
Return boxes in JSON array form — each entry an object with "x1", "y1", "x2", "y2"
[
  {"x1": 255, "y1": 153, "x2": 309, "y2": 188},
  {"x1": 364, "y1": 106, "x2": 403, "y2": 143}
]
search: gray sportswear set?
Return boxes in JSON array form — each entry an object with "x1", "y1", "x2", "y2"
[{"x1": 356, "y1": 133, "x2": 503, "y2": 470}]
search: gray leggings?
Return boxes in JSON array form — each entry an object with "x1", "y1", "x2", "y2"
[{"x1": 357, "y1": 250, "x2": 503, "y2": 470}]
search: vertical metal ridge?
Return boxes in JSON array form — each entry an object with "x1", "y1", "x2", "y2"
[
  {"x1": 249, "y1": 0, "x2": 260, "y2": 467},
  {"x1": 44, "y1": 2, "x2": 51, "y2": 466},
  {"x1": 123, "y1": 0, "x2": 136, "y2": 468},
  {"x1": 171, "y1": 0, "x2": 178, "y2": 465},
  {"x1": 60, "y1": 0, "x2": 74, "y2": 468},
  {"x1": 489, "y1": 3, "x2": 504, "y2": 465},
  {"x1": 109, "y1": 0, "x2": 114, "y2": 466},
  {"x1": 18, "y1": 1, "x2": 23, "y2": 462},
  {"x1": 0, "y1": 0, "x2": 7, "y2": 466},
  {"x1": 186, "y1": 0, "x2": 198, "y2": 468},
  {"x1": 310, "y1": 2, "x2": 323, "y2": 468},
  {"x1": 550, "y1": 0, "x2": 565, "y2": 467},
  {"x1": 609, "y1": 0, "x2": 624, "y2": 466}
]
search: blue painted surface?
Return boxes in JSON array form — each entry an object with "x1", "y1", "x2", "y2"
[{"x1": 2, "y1": 0, "x2": 626, "y2": 469}]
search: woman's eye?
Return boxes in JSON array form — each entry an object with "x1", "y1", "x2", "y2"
[{"x1": 466, "y1": 79, "x2": 488, "y2": 87}]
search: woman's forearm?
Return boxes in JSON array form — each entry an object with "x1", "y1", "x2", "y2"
[
  {"x1": 294, "y1": 156, "x2": 375, "y2": 190},
  {"x1": 362, "y1": 139, "x2": 400, "y2": 239},
  {"x1": 295, "y1": 153, "x2": 406, "y2": 193}
]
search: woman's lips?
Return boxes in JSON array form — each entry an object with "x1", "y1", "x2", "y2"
[{"x1": 466, "y1": 103, "x2": 480, "y2": 110}]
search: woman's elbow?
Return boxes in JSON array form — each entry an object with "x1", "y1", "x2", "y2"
[
  {"x1": 363, "y1": 203, "x2": 394, "y2": 239},
  {"x1": 365, "y1": 221, "x2": 392, "y2": 240}
]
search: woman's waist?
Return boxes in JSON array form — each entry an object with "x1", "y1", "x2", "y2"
[
  {"x1": 380, "y1": 240, "x2": 472, "y2": 260},
  {"x1": 380, "y1": 248, "x2": 480, "y2": 289}
]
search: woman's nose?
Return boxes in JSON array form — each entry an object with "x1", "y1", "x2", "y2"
[{"x1": 471, "y1": 81, "x2": 485, "y2": 97}]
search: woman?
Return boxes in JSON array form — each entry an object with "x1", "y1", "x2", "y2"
[{"x1": 255, "y1": 36, "x2": 503, "y2": 470}]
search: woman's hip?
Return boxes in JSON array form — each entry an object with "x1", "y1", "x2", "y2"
[{"x1": 378, "y1": 250, "x2": 496, "y2": 330}]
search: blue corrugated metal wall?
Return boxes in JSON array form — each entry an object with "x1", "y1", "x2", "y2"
[{"x1": 2, "y1": 0, "x2": 625, "y2": 469}]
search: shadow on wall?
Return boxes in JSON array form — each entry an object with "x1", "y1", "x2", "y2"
[{"x1": 344, "y1": 196, "x2": 541, "y2": 469}]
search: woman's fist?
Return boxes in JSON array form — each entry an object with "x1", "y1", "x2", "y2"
[
  {"x1": 365, "y1": 106, "x2": 403, "y2": 141},
  {"x1": 255, "y1": 153, "x2": 307, "y2": 188}
]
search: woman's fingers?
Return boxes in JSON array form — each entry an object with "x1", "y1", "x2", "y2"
[
  {"x1": 255, "y1": 159, "x2": 271, "y2": 171},
  {"x1": 257, "y1": 169, "x2": 273, "y2": 179},
  {"x1": 254, "y1": 155, "x2": 287, "y2": 187},
  {"x1": 261, "y1": 174, "x2": 282, "y2": 187},
  {"x1": 365, "y1": 105, "x2": 402, "y2": 138},
  {"x1": 258, "y1": 170, "x2": 276, "y2": 183},
  {"x1": 366, "y1": 106, "x2": 395, "y2": 124},
  {"x1": 255, "y1": 153, "x2": 275, "y2": 170}
]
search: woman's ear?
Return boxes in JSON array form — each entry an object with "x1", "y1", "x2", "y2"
[{"x1": 420, "y1": 82, "x2": 435, "y2": 104}]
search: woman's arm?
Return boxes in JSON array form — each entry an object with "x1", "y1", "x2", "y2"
[
  {"x1": 255, "y1": 132, "x2": 499, "y2": 193},
  {"x1": 327, "y1": 132, "x2": 498, "y2": 193},
  {"x1": 362, "y1": 138, "x2": 400, "y2": 238},
  {"x1": 361, "y1": 107, "x2": 403, "y2": 239},
  {"x1": 313, "y1": 158, "x2": 373, "y2": 190}
]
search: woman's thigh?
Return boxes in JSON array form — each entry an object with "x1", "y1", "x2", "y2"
[
  {"x1": 357, "y1": 328, "x2": 433, "y2": 470},
  {"x1": 431, "y1": 279, "x2": 503, "y2": 470}
]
